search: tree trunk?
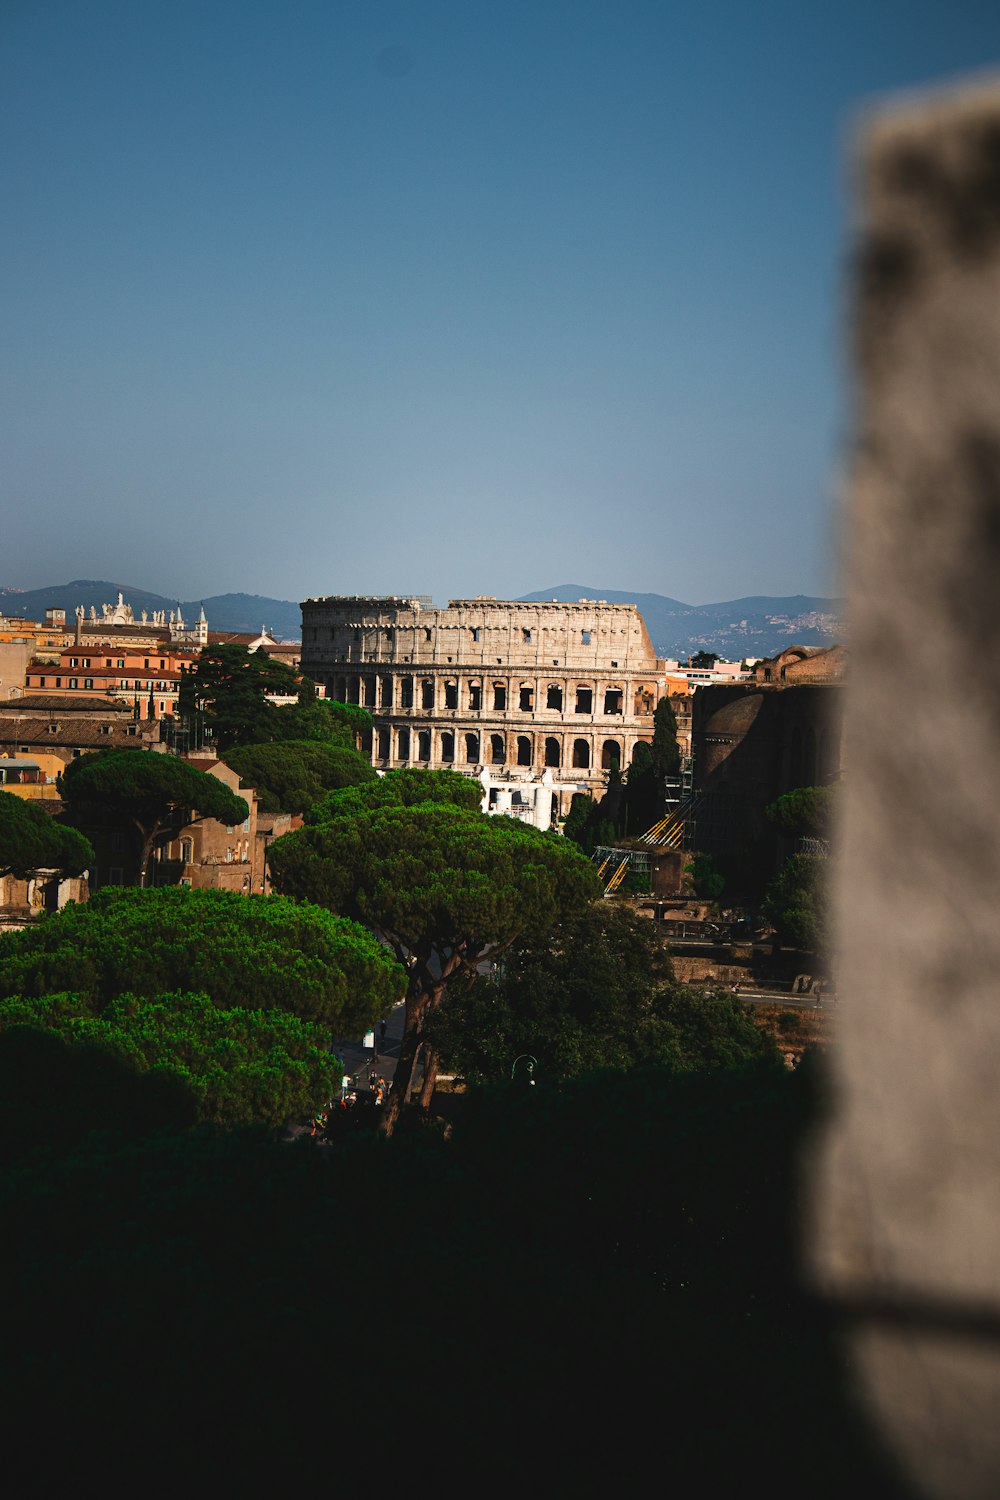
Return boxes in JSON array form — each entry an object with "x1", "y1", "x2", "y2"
[
  {"x1": 381, "y1": 987, "x2": 429, "y2": 1135},
  {"x1": 417, "y1": 1045, "x2": 440, "y2": 1110}
]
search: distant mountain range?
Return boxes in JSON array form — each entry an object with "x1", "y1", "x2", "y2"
[
  {"x1": 0, "y1": 580, "x2": 844, "y2": 660},
  {"x1": 517, "y1": 586, "x2": 844, "y2": 659},
  {"x1": 0, "y1": 581, "x2": 303, "y2": 642}
]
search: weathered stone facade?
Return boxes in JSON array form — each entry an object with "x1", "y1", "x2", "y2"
[{"x1": 300, "y1": 596, "x2": 667, "y2": 813}]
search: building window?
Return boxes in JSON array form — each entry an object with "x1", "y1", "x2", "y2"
[
  {"x1": 522, "y1": 629, "x2": 532, "y2": 643},
  {"x1": 380, "y1": 676, "x2": 393, "y2": 708},
  {"x1": 421, "y1": 679, "x2": 435, "y2": 710},
  {"x1": 465, "y1": 732, "x2": 479, "y2": 763},
  {"x1": 418, "y1": 730, "x2": 431, "y2": 762},
  {"x1": 425, "y1": 628, "x2": 432, "y2": 642},
  {"x1": 441, "y1": 731, "x2": 455, "y2": 763},
  {"x1": 68, "y1": 678, "x2": 78, "y2": 690},
  {"x1": 397, "y1": 727, "x2": 410, "y2": 760},
  {"x1": 573, "y1": 739, "x2": 591, "y2": 769},
  {"x1": 468, "y1": 682, "x2": 482, "y2": 711},
  {"x1": 445, "y1": 681, "x2": 458, "y2": 710},
  {"x1": 38, "y1": 676, "x2": 46, "y2": 688},
  {"x1": 602, "y1": 739, "x2": 622, "y2": 771},
  {"x1": 604, "y1": 689, "x2": 622, "y2": 715},
  {"x1": 490, "y1": 733, "x2": 505, "y2": 764},
  {"x1": 56, "y1": 678, "x2": 61, "y2": 687},
  {"x1": 84, "y1": 678, "x2": 93, "y2": 690},
  {"x1": 471, "y1": 628, "x2": 480, "y2": 642},
  {"x1": 582, "y1": 630, "x2": 591, "y2": 645},
  {"x1": 117, "y1": 659, "x2": 124, "y2": 668},
  {"x1": 544, "y1": 737, "x2": 561, "y2": 768},
  {"x1": 519, "y1": 685, "x2": 534, "y2": 712},
  {"x1": 70, "y1": 658, "x2": 78, "y2": 668},
  {"x1": 516, "y1": 735, "x2": 531, "y2": 766},
  {"x1": 377, "y1": 727, "x2": 390, "y2": 760},
  {"x1": 400, "y1": 678, "x2": 414, "y2": 709},
  {"x1": 575, "y1": 687, "x2": 593, "y2": 714},
  {"x1": 493, "y1": 683, "x2": 507, "y2": 711},
  {"x1": 546, "y1": 684, "x2": 563, "y2": 710}
]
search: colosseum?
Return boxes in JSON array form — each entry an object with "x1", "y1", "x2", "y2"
[{"x1": 299, "y1": 595, "x2": 669, "y2": 818}]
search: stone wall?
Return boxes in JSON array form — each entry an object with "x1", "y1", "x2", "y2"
[{"x1": 300, "y1": 595, "x2": 666, "y2": 810}]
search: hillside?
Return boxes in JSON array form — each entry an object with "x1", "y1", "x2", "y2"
[
  {"x1": 1, "y1": 580, "x2": 844, "y2": 659},
  {"x1": 517, "y1": 585, "x2": 844, "y2": 659},
  {"x1": 0, "y1": 582, "x2": 302, "y2": 641}
]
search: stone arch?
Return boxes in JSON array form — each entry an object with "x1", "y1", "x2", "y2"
[
  {"x1": 573, "y1": 738, "x2": 591, "y2": 769},
  {"x1": 516, "y1": 735, "x2": 532, "y2": 766},
  {"x1": 418, "y1": 729, "x2": 431, "y2": 762},
  {"x1": 602, "y1": 738, "x2": 621, "y2": 771},
  {"x1": 441, "y1": 730, "x2": 455, "y2": 763},
  {"x1": 377, "y1": 727, "x2": 390, "y2": 760},
  {"x1": 465, "y1": 732, "x2": 480, "y2": 763},
  {"x1": 490, "y1": 733, "x2": 505, "y2": 764},
  {"x1": 546, "y1": 683, "x2": 563, "y2": 710},
  {"x1": 544, "y1": 736, "x2": 561, "y2": 768},
  {"x1": 397, "y1": 727, "x2": 410, "y2": 761}
]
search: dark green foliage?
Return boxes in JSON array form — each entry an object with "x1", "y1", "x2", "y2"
[
  {"x1": 652, "y1": 694, "x2": 682, "y2": 779},
  {"x1": 60, "y1": 748, "x2": 249, "y2": 884},
  {"x1": 685, "y1": 851, "x2": 726, "y2": 898},
  {"x1": 690, "y1": 650, "x2": 720, "y2": 667},
  {"x1": 0, "y1": 887, "x2": 403, "y2": 1033},
  {"x1": 303, "y1": 764, "x2": 482, "y2": 825},
  {"x1": 178, "y1": 643, "x2": 371, "y2": 749},
  {"x1": 621, "y1": 738, "x2": 662, "y2": 833},
  {"x1": 0, "y1": 791, "x2": 94, "y2": 876},
  {"x1": 765, "y1": 784, "x2": 836, "y2": 839},
  {"x1": 272, "y1": 795, "x2": 600, "y2": 957},
  {"x1": 563, "y1": 791, "x2": 615, "y2": 854},
  {"x1": 0, "y1": 1061, "x2": 914, "y2": 1494},
  {"x1": 221, "y1": 739, "x2": 376, "y2": 812},
  {"x1": 270, "y1": 767, "x2": 600, "y2": 1119},
  {"x1": 60, "y1": 749, "x2": 248, "y2": 828},
  {"x1": 0, "y1": 991, "x2": 339, "y2": 1132},
  {"x1": 429, "y1": 903, "x2": 774, "y2": 1080},
  {"x1": 761, "y1": 852, "x2": 827, "y2": 953}
]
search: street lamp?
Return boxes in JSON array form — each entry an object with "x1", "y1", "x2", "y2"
[{"x1": 510, "y1": 1054, "x2": 538, "y2": 1086}]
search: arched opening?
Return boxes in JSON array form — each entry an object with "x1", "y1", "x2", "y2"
[
  {"x1": 573, "y1": 739, "x2": 591, "y2": 769},
  {"x1": 421, "y1": 679, "x2": 435, "y2": 710},
  {"x1": 377, "y1": 727, "x2": 390, "y2": 760},
  {"x1": 630, "y1": 739, "x2": 649, "y2": 764},
  {"x1": 519, "y1": 683, "x2": 534, "y2": 711},
  {"x1": 380, "y1": 676, "x2": 393, "y2": 708},
  {"x1": 546, "y1": 684, "x2": 563, "y2": 710},
  {"x1": 441, "y1": 731, "x2": 455, "y2": 763},
  {"x1": 602, "y1": 739, "x2": 621, "y2": 771},
  {"x1": 490, "y1": 733, "x2": 505, "y2": 764},
  {"x1": 400, "y1": 677, "x2": 414, "y2": 709},
  {"x1": 465, "y1": 733, "x2": 480, "y2": 763},
  {"x1": 445, "y1": 680, "x2": 458, "y2": 710},
  {"x1": 517, "y1": 735, "x2": 532, "y2": 766},
  {"x1": 397, "y1": 727, "x2": 410, "y2": 761},
  {"x1": 418, "y1": 730, "x2": 431, "y2": 762},
  {"x1": 544, "y1": 737, "x2": 561, "y2": 768},
  {"x1": 335, "y1": 675, "x2": 347, "y2": 702},
  {"x1": 180, "y1": 838, "x2": 193, "y2": 865},
  {"x1": 468, "y1": 680, "x2": 483, "y2": 711},
  {"x1": 349, "y1": 675, "x2": 361, "y2": 704},
  {"x1": 363, "y1": 677, "x2": 376, "y2": 708}
]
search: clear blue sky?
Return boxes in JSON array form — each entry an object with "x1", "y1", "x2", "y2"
[{"x1": 3, "y1": 1, "x2": 999, "y2": 606}]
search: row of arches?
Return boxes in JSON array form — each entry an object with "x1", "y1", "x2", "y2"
[
  {"x1": 325, "y1": 673, "x2": 636, "y2": 717},
  {"x1": 373, "y1": 728, "x2": 635, "y2": 771}
]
